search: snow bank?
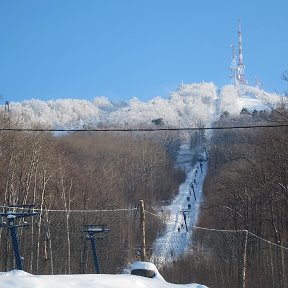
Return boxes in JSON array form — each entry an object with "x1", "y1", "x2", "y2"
[{"x1": 0, "y1": 262, "x2": 208, "y2": 288}]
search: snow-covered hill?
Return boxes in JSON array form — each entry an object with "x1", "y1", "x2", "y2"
[
  {"x1": 4, "y1": 83, "x2": 282, "y2": 129},
  {"x1": 219, "y1": 84, "x2": 281, "y2": 115}
]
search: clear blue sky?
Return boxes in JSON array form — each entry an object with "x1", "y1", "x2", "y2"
[{"x1": 0, "y1": 0, "x2": 287, "y2": 103}]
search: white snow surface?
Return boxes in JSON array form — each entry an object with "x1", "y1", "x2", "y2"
[
  {"x1": 0, "y1": 262, "x2": 208, "y2": 288},
  {"x1": 151, "y1": 144, "x2": 207, "y2": 265},
  {"x1": 219, "y1": 84, "x2": 280, "y2": 114},
  {"x1": 4, "y1": 83, "x2": 281, "y2": 129}
]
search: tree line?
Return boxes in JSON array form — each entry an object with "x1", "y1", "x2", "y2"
[{"x1": 201, "y1": 107, "x2": 288, "y2": 245}]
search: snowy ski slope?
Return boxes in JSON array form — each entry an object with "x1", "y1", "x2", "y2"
[{"x1": 152, "y1": 144, "x2": 208, "y2": 265}]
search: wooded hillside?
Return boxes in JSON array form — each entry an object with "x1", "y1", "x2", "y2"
[
  {"x1": 200, "y1": 108, "x2": 288, "y2": 245},
  {"x1": 161, "y1": 107, "x2": 288, "y2": 287},
  {"x1": 0, "y1": 113, "x2": 185, "y2": 273}
]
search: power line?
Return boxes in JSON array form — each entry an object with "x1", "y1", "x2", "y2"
[
  {"x1": 0, "y1": 205, "x2": 137, "y2": 213},
  {"x1": 193, "y1": 226, "x2": 288, "y2": 250},
  {"x1": 0, "y1": 123, "x2": 288, "y2": 132}
]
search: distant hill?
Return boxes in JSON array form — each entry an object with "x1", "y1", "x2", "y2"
[{"x1": 6, "y1": 83, "x2": 282, "y2": 129}]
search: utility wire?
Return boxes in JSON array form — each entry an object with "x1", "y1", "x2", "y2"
[
  {"x1": 0, "y1": 205, "x2": 137, "y2": 213},
  {"x1": 1, "y1": 123, "x2": 288, "y2": 132},
  {"x1": 193, "y1": 226, "x2": 288, "y2": 250}
]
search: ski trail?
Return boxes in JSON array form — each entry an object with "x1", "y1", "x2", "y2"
[
  {"x1": 151, "y1": 144, "x2": 208, "y2": 266},
  {"x1": 151, "y1": 92, "x2": 217, "y2": 266}
]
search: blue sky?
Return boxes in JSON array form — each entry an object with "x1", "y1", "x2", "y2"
[{"x1": 0, "y1": 0, "x2": 287, "y2": 103}]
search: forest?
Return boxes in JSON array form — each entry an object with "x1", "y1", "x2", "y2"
[
  {"x1": 0, "y1": 112, "x2": 185, "y2": 274},
  {"x1": 201, "y1": 108, "x2": 288, "y2": 243},
  {"x1": 161, "y1": 107, "x2": 288, "y2": 287}
]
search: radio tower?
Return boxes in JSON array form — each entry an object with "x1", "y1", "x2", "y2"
[
  {"x1": 229, "y1": 44, "x2": 238, "y2": 86},
  {"x1": 237, "y1": 20, "x2": 247, "y2": 85}
]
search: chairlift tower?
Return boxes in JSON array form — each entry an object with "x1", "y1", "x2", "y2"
[
  {"x1": 82, "y1": 224, "x2": 110, "y2": 274},
  {"x1": 0, "y1": 204, "x2": 39, "y2": 270},
  {"x1": 179, "y1": 209, "x2": 190, "y2": 232}
]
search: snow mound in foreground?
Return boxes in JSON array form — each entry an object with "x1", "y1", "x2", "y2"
[
  {"x1": 0, "y1": 270, "x2": 31, "y2": 276},
  {"x1": 0, "y1": 261, "x2": 208, "y2": 288}
]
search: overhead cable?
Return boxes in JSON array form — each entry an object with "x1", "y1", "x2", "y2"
[{"x1": 1, "y1": 123, "x2": 288, "y2": 132}]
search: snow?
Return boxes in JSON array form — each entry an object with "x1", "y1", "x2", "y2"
[
  {"x1": 151, "y1": 145, "x2": 208, "y2": 266},
  {"x1": 219, "y1": 84, "x2": 280, "y2": 114},
  {"x1": 0, "y1": 262, "x2": 208, "y2": 288},
  {"x1": 4, "y1": 82, "x2": 280, "y2": 130}
]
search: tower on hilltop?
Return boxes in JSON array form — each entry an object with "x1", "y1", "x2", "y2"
[
  {"x1": 229, "y1": 44, "x2": 238, "y2": 86},
  {"x1": 230, "y1": 20, "x2": 247, "y2": 86},
  {"x1": 237, "y1": 20, "x2": 247, "y2": 85}
]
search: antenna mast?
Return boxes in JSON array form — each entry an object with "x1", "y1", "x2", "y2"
[
  {"x1": 230, "y1": 44, "x2": 238, "y2": 86},
  {"x1": 237, "y1": 20, "x2": 247, "y2": 85}
]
